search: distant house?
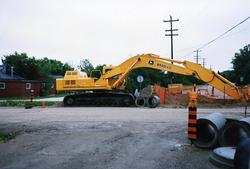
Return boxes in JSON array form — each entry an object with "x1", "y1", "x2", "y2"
[{"x1": 0, "y1": 65, "x2": 49, "y2": 97}]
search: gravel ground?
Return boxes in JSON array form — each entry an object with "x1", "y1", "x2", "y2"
[{"x1": 0, "y1": 107, "x2": 247, "y2": 169}]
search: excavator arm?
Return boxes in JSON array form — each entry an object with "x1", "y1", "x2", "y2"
[{"x1": 98, "y1": 54, "x2": 245, "y2": 101}]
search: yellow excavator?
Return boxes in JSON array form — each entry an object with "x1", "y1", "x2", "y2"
[{"x1": 56, "y1": 53, "x2": 249, "y2": 107}]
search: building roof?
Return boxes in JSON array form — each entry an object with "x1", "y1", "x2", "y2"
[
  {"x1": 49, "y1": 75, "x2": 64, "y2": 79},
  {"x1": 0, "y1": 65, "x2": 24, "y2": 80},
  {"x1": 0, "y1": 71, "x2": 24, "y2": 80},
  {"x1": 0, "y1": 65, "x2": 56, "y2": 83}
]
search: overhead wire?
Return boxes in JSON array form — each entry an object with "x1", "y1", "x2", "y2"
[
  {"x1": 196, "y1": 16, "x2": 250, "y2": 50},
  {"x1": 177, "y1": 16, "x2": 250, "y2": 61}
]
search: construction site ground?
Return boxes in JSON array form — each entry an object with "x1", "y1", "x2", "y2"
[{"x1": 0, "y1": 107, "x2": 247, "y2": 169}]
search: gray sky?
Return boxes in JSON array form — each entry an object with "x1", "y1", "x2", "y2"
[{"x1": 0, "y1": 0, "x2": 249, "y2": 71}]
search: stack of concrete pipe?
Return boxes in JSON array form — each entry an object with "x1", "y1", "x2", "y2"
[
  {"x1": 192, "y1": 113, "x2": 250, "y2": 169},
  {"x1": 193, "y1": 113, "x2": 250, "y2": 149}
]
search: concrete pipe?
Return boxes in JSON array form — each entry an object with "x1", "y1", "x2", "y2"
[
  {"x1": 219, "y1": 117, "x2": 250, "y2": 147},
  {"x1": 147, "y1": 95, "x2": 160, "y2": 108},
  {"x1": 193, "y1": 113, "x2": 226, "y2": 148},
  {"x1": 209, "y1": 147, "x2": 235, "y2": 169},
  {"x1": 135, "y1": 96, "x2": 146, "y2": 107}
]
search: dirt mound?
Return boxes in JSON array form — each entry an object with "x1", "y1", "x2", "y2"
[{"x1": 165, "y1": 93, "x2": 238, "y2": 105}]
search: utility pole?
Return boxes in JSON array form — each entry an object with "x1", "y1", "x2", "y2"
[
  {"x1": 202, "y1": 58, "x2": 206, "y2": 67},
  {"x1": 164, "y1": 15, "x2": 179, "y2": 63},
  {"x1": 194, "y1": 50, "x2": 202, "y2": 64}
]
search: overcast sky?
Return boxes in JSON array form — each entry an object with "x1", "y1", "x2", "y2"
[{"x1": 0, "y1": 0, "x2": 249, "y2": 71}]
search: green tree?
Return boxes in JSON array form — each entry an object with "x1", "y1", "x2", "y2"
[
  {"x1": 231, "y1": 44, "x2": 250, "y2": 85},
  {"x1": 219, "y1": 70, "x2": 235, "y2": 82},
  {"x1": 1, "y1": 52, "x2": 43, "y2": 79},
  {"x1": 2, "y1": 52, "x2": 73, "y2": 80},
  {"x1": 38, "y1": 57, "x2": 73, "y2": 76},
  {"x1": 95, "y1": 64, "x2": 106, "y2": 72},
  {"x1": 78, "y1": 59, "x2": 94, "y2": 76}
]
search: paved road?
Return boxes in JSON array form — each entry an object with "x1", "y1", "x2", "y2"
[{"x1": 0, "y1": 107, "x2": 246, "y2": 169}]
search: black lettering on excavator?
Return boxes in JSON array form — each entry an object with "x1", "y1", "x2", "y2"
[
  {"x1": 156, "y1": 63, "x2": 172, "y2": 69},
  {"x1": 148, "y1": 60, "x2": 154, "y2": 65},
  {"x1": 157, "y1": 63, "x2": 167, "y2": 68}
]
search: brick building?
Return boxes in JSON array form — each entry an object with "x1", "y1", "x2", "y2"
[{"x1": 0, "y1": 65, "x2": 49, "y2": 97}]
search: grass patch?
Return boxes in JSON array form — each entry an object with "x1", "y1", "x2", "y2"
[
  {"x1": 0, "y1": 100, "x2": 59, "y2": 107},
  {"x1": 0, "y1": 130, "x2": 18, "y2": 143},
  {"x1": 33, "y1": 93, "x2": 68, "y2": 99},
  {"x1": 0, "y1": 97, "x2": 29, "y2": 100},
  {"x1": 0, "y1": 93, "x2": 67, "y2": 100}
]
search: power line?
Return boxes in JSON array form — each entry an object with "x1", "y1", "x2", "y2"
[
  {"x1": 197, "y1": 16, "x2": 250, "y2": 50},
  {"x1": 179, "y1": 16, "x2": 250, "y2": 64}
]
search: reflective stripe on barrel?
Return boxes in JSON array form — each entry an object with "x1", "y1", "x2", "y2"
[{"x1": 188, "y1": 106, "x2": 197, "y2": 140}]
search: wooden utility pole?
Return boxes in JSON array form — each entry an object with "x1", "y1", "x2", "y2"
[
  {"x1": 202, "y1": 58, "x2": 206, "y2": 67},
  {"x1": 194, "y1": 50, "x2": 202, "y2": 64},
  {"x1": 164, "y1": 15, "x2": 179, "y2": 63}
]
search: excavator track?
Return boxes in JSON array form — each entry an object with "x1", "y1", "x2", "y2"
[{"x1": 63, "y1": 92, "x2": 135, "y2": 107}]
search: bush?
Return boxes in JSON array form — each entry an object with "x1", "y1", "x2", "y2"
[{"x1": 0, "y1": 130, "x2": 18, "y2": 143}]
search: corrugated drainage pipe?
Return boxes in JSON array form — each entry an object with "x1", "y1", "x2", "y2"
[
  {"x1": 193, "y1": 113, "x2": 226, "y2": 148},
  {"x1": 219, "y1": 117, "x2": 250, "y2": 147}
]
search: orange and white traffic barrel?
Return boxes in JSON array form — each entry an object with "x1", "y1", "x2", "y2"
[{"x1": 188, "y1": 92, "x2": 197, "y2": 141}]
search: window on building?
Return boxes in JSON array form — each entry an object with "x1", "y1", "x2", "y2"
[
  {"x1": 26, "y1": 83, "x2": 31, "y2": 90},
  {"x1": 0, "y1": 82, "x2": 5, "y2": 89}
]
